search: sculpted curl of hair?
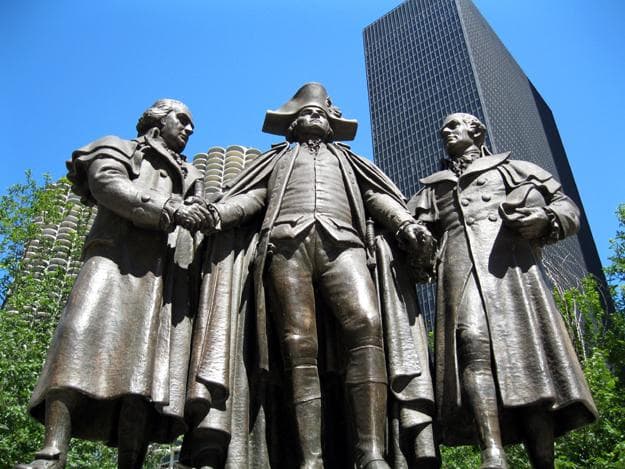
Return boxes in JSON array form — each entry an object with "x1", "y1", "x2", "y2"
[{"x1": 136, "y1": 99, "x2": 188, "y2": 136}]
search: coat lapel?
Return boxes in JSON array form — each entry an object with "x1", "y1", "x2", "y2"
[{"x1": 420, "y1": 170, "x2": 457, "y2": 185}]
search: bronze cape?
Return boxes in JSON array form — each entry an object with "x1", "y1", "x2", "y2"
[{"x1": 182, "y1": 143, "x2": 437, "y2": 468}]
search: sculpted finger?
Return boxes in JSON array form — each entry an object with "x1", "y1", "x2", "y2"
[
  {"x1": 193, "y1": 204, "x2": 211, "y2": 217},
  {"x1": 180, "y1": 218, "x2": 195, "y2": 231},
  {"x1": 185, "y1": 211, "x2": 202, "y2": 224},
  {"x1": 405, "y1": 229, "x2": 419, "y2": 241}
]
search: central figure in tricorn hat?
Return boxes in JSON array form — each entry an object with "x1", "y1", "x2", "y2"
[{"x1": 182, "y1": 83, "x2": 438, "y2": 468}]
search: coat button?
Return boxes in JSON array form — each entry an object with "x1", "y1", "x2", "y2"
[
  {"x1": 488, "y1": 214, "x2": 498, "y2": 222},
  {"x1": 141, "y1": 194, "x2": 151, "y2": 202},
  {"x1": 466, "y1": 217, "x2": 475, "y2": 225},
  {"x1": 461, "y1": 198, "x2": 470, "y2": 206},
  {"x1": 159, "y1": 169, "x2": 168, "y2": 177},
  {"x1": 482, "y1": 194, "x2": 492, "y2": 202},
  {"x1": 476, "y1": 178, "x2": 486, "y2": 186}
]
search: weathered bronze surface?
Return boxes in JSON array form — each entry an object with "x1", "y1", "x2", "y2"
[
  {"x1": 180, "y1": 83, "x2": 437, "y2": 468},
  {"x1": 18, "y1": 94, "x2": 598, "y2": 469},
  {"x1": 17, "y1": 99, "x2": 207, "y2": 469},
  {"x1": 409, "y1": 113, "x2": 598, "y2": 468}
]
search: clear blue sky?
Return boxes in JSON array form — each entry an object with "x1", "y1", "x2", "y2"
[{"x1": 0, "y1": 0, "x2": 623, "y2": 266}]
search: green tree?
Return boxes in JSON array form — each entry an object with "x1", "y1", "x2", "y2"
[
  {"x1": 604, "y1": 204, "x2": 625, "y2": 383},
  {"x1": 0, "y1": 174, "x2": 117, "y2": 468},
  {"x1": 605, "y1": 204, "x2": 625, "y2": 311},
  {"x1": 0, "y1": 171, "x2": 51, "y2": 301},
  {"x1": 552, "y1": 279, "x2": 625, "y2": 467}
]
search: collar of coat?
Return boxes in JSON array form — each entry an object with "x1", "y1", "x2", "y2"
[{"x1": 419, "y1": 151, "x2": 511, "y2": 185}]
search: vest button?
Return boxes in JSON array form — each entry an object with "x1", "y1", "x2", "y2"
[
  {"x1": 476, "y1": 178, "x2": 486, "y2": 185},
  {"x1": 488, "y1": 213, "x2": 498, "y2": 222},
  {"x1": 461, "y1": 198, "x2": 470, "y2": 206},
  {"x1": 466, "y1": 216, "x2": 475, "y2": 225},
  {"x1": 482, "y1": 194, "x2": 492, "y2": 202}
]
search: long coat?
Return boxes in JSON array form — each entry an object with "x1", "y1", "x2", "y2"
[
  {"x1": 182, "y1": 143, "x2": 437, "y2": 468},
  {"x1": 29, "y1": 130, "x2": 203, "y2": 445},
  {"x1": 409, "y1": 152, "x2": 598, "y2": 445}
]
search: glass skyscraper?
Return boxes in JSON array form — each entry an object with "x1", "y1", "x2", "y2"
[{"x1": 364, "y1": 0, "x2": 605, "y2": 325}]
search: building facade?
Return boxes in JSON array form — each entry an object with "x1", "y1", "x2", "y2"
[{"x1": 363, "y1": 0, "x2": 606, "y2": 325}]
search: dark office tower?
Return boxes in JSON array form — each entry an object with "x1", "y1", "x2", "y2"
[{"x1": 364, "y1": 0, "x2": 606, "y2": 325}]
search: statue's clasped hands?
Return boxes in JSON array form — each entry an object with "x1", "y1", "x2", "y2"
[
  {"x1": 398, "y1": 222, "x2": 433, "y2": 254},
  {"x1": 397, "y1": 221, "x2": 437, "y2": 281},
  {"x1": 174, "y1": 197, "x2": 215, "y2": 232}
]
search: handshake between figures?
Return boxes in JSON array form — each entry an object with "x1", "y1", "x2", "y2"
[
  {"x1": 397, "y1": 221, "x2": 437, "y2": 282},
  {"x1": 172, "y1": 196, "x2": 219, "y2": 233}
]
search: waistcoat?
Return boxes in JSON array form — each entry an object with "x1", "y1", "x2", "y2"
[{"x1": 276, "y1": 143, "x2": 354, "y2": 231}]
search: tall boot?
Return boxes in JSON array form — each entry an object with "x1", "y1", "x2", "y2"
[
  {"x1": 344, "y1": 345, "x2": 389, "y2": 469},
  {"x1": 117, "y1": 445, "x2": 148, "y2": 469},
  {"x1": 462, "y1": 367, "x2": 508, "y2": 469},
  {"x1": 522, "y1": 409, "x2": 554, "y2": 469},
  {"x1": 458, "y1": 327, "x2": 507, "y2": 469},
  {"x1": 179, "y1": 427, "x2": 228, "y2": 469},
  {"x1": 291, "y1": 365, "x2": 323, "y2": 469},
  {"x1": 293, "y1": 398, "x2": 324, "y2": 469},
  {"x1": 15, "y1": 394, "x2": 73, "y2": 469},
  {"x1": 117, "y1": 396, "x2": 150, "y2": 469},
  {"x1": 348, "y1": 382, "x2": 390, "y2": 469}
]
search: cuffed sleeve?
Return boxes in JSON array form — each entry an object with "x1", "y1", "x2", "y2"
[
  {"x1": 160, "y1": 196, "x2": 184, "y2": 232},
  {"x1": 545, "y1": 192, "x2": 580, "y2": 240}
]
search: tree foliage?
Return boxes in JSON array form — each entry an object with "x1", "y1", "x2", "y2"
[
  {"x1": 0, "y1": 174, "x2": 117, "y2": 467},
  {"x1": 0, "y1": 171, "x2": 51, "y2": 302},
  {"x1": 605, "y1": 204, "x2": 625, "y2": 311}
]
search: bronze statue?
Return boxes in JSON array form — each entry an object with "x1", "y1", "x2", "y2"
[
  {"x1": 409, "y1": 113, "x2": 598, "y2": 468},
  {"x1": 181, "y1": 83, "x2": 437, "y2": 468},
  {"x1": 18, "y1": 99, "x2": 207, "y2": 469}
]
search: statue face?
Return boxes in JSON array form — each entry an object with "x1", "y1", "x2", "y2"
[
  {"x1": 441, "y1": 115, "x2": 474, "y2": 158},
  {"x1": 160, "y1": 107, "x2": 194, "y2": 153},
  {"x1": 293, "y1": 106, "x2": 332, "y2": 140}
]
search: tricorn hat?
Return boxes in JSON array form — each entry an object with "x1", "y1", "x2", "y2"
[{"x1": 262, "y1": 82, "x2": 358, "y2": 141}]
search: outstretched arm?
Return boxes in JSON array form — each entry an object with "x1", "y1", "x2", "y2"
[{"x1": 205, "y1": 184, "x2": 268, "y2": 232}]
